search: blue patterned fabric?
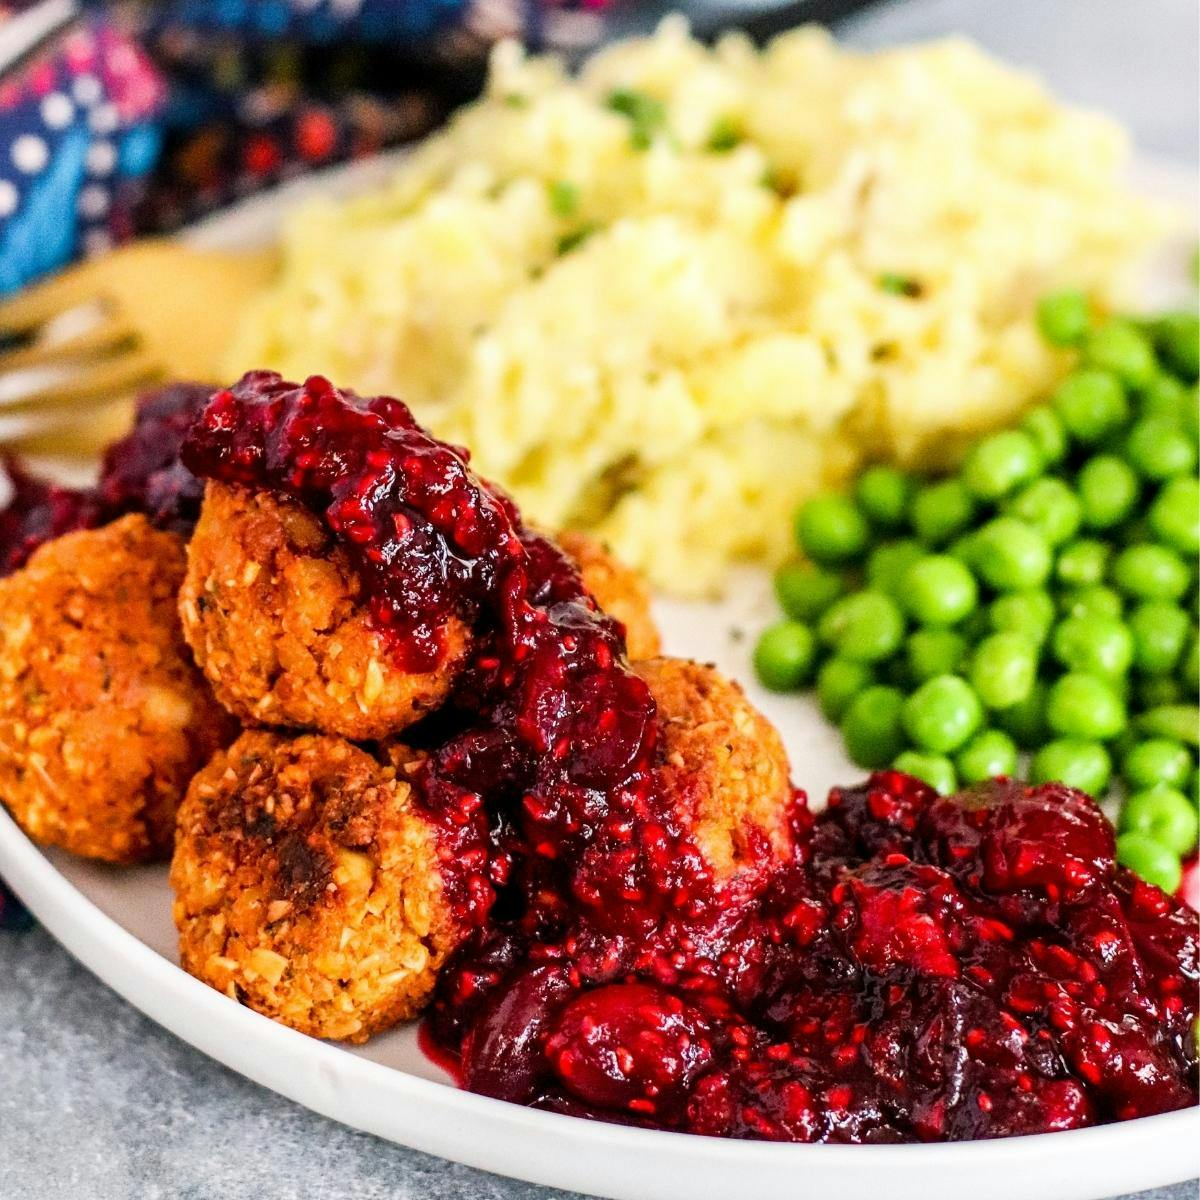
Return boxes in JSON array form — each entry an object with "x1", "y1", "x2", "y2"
[{"x1": 0, "y1": 16, "x2": 164, "y2": 293}]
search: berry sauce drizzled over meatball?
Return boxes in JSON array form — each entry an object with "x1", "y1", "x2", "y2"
[{"x1": 170, "y1": 370, "x2": 1198, "y2": 1140}]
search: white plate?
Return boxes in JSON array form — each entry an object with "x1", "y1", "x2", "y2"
[{"x1": 2, "y1": 153, "x2": 1199, "y2": 1200}]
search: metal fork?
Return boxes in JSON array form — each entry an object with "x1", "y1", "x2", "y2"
[{"x1": 0, "y1": 240, "x2": 278, "y2": 453}]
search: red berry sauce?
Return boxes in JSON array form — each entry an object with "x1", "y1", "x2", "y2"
[
  {"x1": 97, "y1": 381, "x2": 213, "y2": 534},
  {"x1": 180, "y1": 371, "x2": 1197, "y2": 1142},
  {"x1": 0, "y1": 458, "x2": 99, "y2": 577},
  {"x1": 0, "y1": 382, "x2": 214, "y2": 576}
]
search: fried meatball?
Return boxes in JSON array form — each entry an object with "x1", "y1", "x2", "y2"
[
  {"x1": 172, "y1": 730, "x2": 462, "y2": 1042},
  {"x1": 180, "y1": 482, "x2": 471, "y2": 740},
  {"x1": 0, "y1": 515, "x2": 233, "y2": 863},
  {"x1": 636, "y1": 657, "x2": 793, "y2": 879},
  {"x1": 559, "y1": 530, "x2": 660, "y2": 661}
]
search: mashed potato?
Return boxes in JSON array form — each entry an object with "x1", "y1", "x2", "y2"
[{"x1": 230, "y1": 20, "x2": 1165, "y2": 594}]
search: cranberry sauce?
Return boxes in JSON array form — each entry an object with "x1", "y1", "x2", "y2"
[
  {"x1": 98, "y1": 381, "x2": 213, "y2": 534},
  {"x1": 0, "y1": 458, "x2": 99, "y2": 577},
  {"x1": 181, "y1": 372, "x2": 1197, "y2": 1141},
  {"x1": 0, "y1": 382, "x2": 213, "y2": 576}
]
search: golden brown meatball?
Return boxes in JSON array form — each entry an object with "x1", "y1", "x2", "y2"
[
  {"x1": 558, "y1": 530, "x2": 660, "y2": 661},
  {"x1": 636, "y1": 657, "x2": 793, "y2": 880},
  {"x1": 180, "y1": 482, "x2": 471, "y2": 740},
  {"x1": 172, "y1": 730, "x2": 462, "y2": 1042},
  {"x1": 0, "y1": 515, "x2": 234, "y2": 864}
]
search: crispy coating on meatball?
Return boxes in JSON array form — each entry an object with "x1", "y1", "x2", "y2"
[
  {"x1": 0, "y1": 515, "x2": 233, "y2": 863},
  {"x1": 180, "y1": 483, "x2": 471, "y2": 740},
  {"x1": 172, "y1": 730, "x2": 461, "y2": 1042},
  {"x1": 636, "y1": 657, "x2": 793, "y2": 880},
  {"x1": 559, "y1": 530, "x2": 660, "y2": 661}
]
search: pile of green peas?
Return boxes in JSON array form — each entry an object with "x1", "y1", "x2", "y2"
[{"x1": 754, "y1": 293, "x2": 1200, "y2": 894}]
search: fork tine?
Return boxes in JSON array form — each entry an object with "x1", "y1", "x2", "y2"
[
  {"x1": 0, "y1": 315, "x2": 137, "y2": 373},
  {"x1": 5, "y1": 397, "x2": 135, "y2": 456},
  {"x1": 0, "y1": 258, "x2": 111, "y2": 335},
  {"x1": 2, "y1": 348, "x2": 162, "y2": 415}
]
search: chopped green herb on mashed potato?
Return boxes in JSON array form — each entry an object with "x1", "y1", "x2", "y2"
[{"x1": 229, "y1": 19, "x2": 1166, "y2": 595}]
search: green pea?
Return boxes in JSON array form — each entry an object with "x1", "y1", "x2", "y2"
[
  {"x1": 1120, "y1": 787, "x2": 1198, "y2": 855},
  {"x1": 969, "y1": 632, "x2": 1038, "y2": 709},
  {"x1": 1151, "y1": 310, "x2": 1199, "y2": 382},
  {"x1": 1046, "y1": 672, "x2": 1127, "y2": 740},
  {"x1": 1111, "y1": 544, "x2": 1190, "y2": 601},
  {"x1": 838, "y1": 593, "x2": 907, "y2": 663},
  {"x1": 1138, "y1": 373, "x2": 1190, "y2": 422},
  {"x1": 1123, "y1": 739, "x2": 1193, "y2": 791},
  {"x1": 1136, "y1": 705, "x2": 1200, "y2": 746},
  {"x1": 893, "y1": 750, "x2": 957, "y2": 794},
  {"x1": 972, "y1": 517, "x2": 1052, "y2": 591},
  {"x1": 989, "y1": 590, "x2": 1056, "y2": 645},
  {"x1": 1125, "y1": 417, "x2": 1198, "y2": 480},
  {"x1": 902, "y1": 674, "x2": 983, "y2": 753},
  {"x1": 1005, "y1": 477, "x2": 1082, "y2": 547},
  {"x1": 899, "y1": 555, "x2": 978, "y2": 628},
  {"x1": 1021, "y1": 405, "x2": 1068, "y2": 466},
  {"x1": 774, "y1": 561, "x2": 845, "y2": 621},
  {"x1": 911, "y1": 479, "x2": 976, "y2": 546},
  {"x1": 995, "y1": 680, "x2": 1049, "y2": 749},
  {"x1": 956, "y1": 729, "x2": 1018, "y2": 783},
  {"x1": 817, "y1": 657, "x2": 874, "y2": 723},
  {"x1": 754, "y1": 620, "x2": 817, "y2": 691},
  {"x1": 1084, "y1": 320, "x2": 1158, "y2": 390},
  {"x1": 841, "y1": 685, "x2": 907, "y2": 769},
  {"x1": 1128, "y1": 602, "x2": 1190, "y2": 675},
  {"x1": 1184, "y1": 629, "x2": 1199, "y2": 694},
  {"x1": 1138, "y1": 676, "x2": 1183, "y2": 709},
  {"x1": 1031, "y1": 738, "x2": 1113, "y2": 795},
  {"x1": 795, "y1": 494, "x2": 870, "y2": 563},
  {"x1": 961, "y1": 430, "x2": 1042, "y2": 502},
  {"x1": 1055, "y1": 538, "x2": 1111, "y2": 588},
  {"x1": 1051, "y1": 614, "x2": 1133, "y2": 677},
  {"x1": 818, "y1": 592, "x2": 906, "y2": 663},
  {"x1": 1077, "y1": 455, "x2": 1140, "y2": 530},
  {"x1": 1059, "y1": 585, "x2": 1123, "y2": 621},
  {"x1": 867, "y1": 539, "x2": 926, "y2": 598},
  {"x1": 1036, "y1": 289, "x2": 1091, "y2": 347},
  {"x1": 906, "y1": 629, "x2": 968, "y2": 683},
  {"x1": 1052, "y1": 369, "x2": 1128, "y2": 444},
  {"x1": 1149, "y1": 476, "x2": 1200, "y2": 555},
  {"x1": 855, "y1": 466, "x2": 912, "y2": 529},
  {"x1": 1116, "y1": 832, "x2": 1182, "y2": 893}
]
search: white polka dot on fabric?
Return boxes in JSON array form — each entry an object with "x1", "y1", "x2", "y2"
[
  {"x1": 12, "y1": 135, "x2": 49, "y2": 174},
  {"x1": 0, "y1": 179, "x2": 18, "y2": 217},
  {"x1": 86, "y1": 140, "x2": 117, "y2": 176},
  {"x1": 78, "y1": 184, "x2": 110, "y2": 219},
  {"x1": 72, "y1": 74, "x2": 102, "y2": 106},
  {"x1": 88, "y1": 104, "x2": 118, "y2": 136},
  {"x1": 83, "y1": 229, "x2": 112, "y2": 256},
  {"x1": 330, "y1": 0, "x2": 363, "y2": 14},
  {"x1": 40, "y1": 92, "x2": 75, "y2": 131}
]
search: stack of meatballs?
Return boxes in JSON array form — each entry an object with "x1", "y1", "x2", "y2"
[{"x1": 0, "y1": 389, "x2": 792, "y2": 1046}]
